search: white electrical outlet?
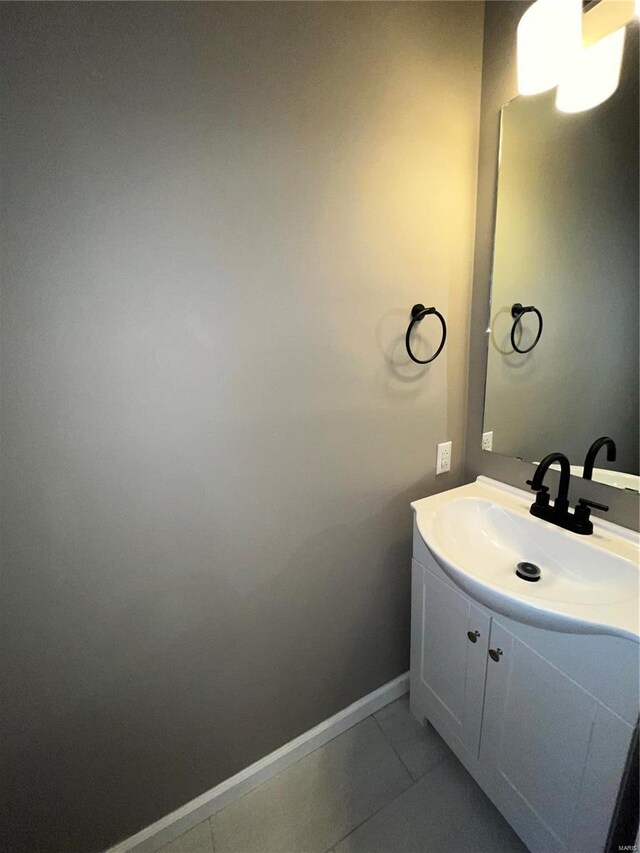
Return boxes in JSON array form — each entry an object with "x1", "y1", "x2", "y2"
[
  {"x1": 482, "y1": 431, "x2": 493, "y2": 451},
  {"x1": 436, "y1": 440, "x2": 452, "y2": 475}
]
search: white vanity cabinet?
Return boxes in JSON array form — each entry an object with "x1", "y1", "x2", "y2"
[
  {"x1": 411, "y1": 560, "x2": 491, "y2": 758},
  {"x1": 410, "y1": 530, "x2": 638, "y2": 853}
]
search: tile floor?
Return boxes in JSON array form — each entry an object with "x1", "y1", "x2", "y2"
[{"x1": 156, "y1": 696, "x2": 528, "y2": 853}]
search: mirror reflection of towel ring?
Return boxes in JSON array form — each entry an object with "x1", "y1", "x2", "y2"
[
  {"x1": 510, "y1": 303, "x2": 543, "y2": 353},
  {"x1": 405, "y1": 303, "x2": 447, "y2": 364}
]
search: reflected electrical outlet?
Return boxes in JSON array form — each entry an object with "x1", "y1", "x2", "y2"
[{"x1": 482, "y1": 431, "x2": 494, "y2": 451}]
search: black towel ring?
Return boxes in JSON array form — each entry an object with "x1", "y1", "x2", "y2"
[
  {"x1": 405, "y1": 303, "x2": 447, "y2": 364},
  {"x1": 510, "y1": 303, "x2": 543, "y2": 353}
]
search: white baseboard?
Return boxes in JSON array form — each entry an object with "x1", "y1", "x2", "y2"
[{"x1": 108, "y1": 672, "x2": 409, "y2": 853}]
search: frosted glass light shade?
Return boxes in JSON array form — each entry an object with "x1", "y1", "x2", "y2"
[
  {"x1": 517, "y1": 0, "x2": 583, "y2": 95},
  {"x1": 556, "y1": 27, "x2": 626, "y2": 113}
]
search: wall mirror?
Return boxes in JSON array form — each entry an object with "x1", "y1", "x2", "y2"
[{"x1": 482, "y1": 21, "x2": 639, "y2": 493}]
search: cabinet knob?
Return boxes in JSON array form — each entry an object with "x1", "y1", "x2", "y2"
[
  {"x1": 467, "y1": 630, "x2": 480, "y2": 643},
  {"x1": 489, "y1": 648, "x2": 503, "y2": 662}
]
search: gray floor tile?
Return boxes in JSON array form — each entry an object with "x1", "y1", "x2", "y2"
[
  {"x1": 334, "y1": 754, "x2": 529, "y2": 853},
  {"x1": 210, "y1": 716, "x2": 413, "y2": 853},
  {"x1": 158, "y1": 820, "x2": 214, "y2": 853},
  {"x1": 374, "y1": 695, "x2": 451, "y2": 780}
]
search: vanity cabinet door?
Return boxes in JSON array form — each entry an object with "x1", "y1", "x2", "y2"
[
  {"x1": 417, "y1": 563, "x2": 491, "y2": 758},
  {"x1": 480, "y1": 619, "x2": 634, "y2": 853}
]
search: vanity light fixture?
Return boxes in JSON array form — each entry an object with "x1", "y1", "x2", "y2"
[
  {"x1": 517, "y1": 0, "x2": 582, "y2": 95},
  {"x1": 556, "y1": 26, "x2": 626, "y2": 112},
  {"x1": 517, "y1": 0, "x2": 638, "y2": 113}
]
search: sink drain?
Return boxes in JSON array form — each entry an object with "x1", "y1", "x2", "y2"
[{"x1": 515, "y1": 561, "x2": 541, "y2": 582}]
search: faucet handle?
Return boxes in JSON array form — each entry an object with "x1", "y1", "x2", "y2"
[
  {"x1": 577, "y1": 498, "x2": 609, "y2": 513},
  {"x1": 573, "y1": 498, "x2": 609, "y2": 535},
  {"x1": 526, "y1": 480, "x2": 550, "y2": 508}
]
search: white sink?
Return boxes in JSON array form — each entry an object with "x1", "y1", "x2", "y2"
[{"x1": 412, "y1": 477, "x2": 640, "y2": 641}]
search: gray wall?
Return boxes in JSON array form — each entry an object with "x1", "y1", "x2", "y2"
[
  {"x1": 465, "y1": 0, "x2": 640, "y2": 530},
  {"x1": 484, "y1": 30, "x2": 639, "y2": 473},
  {"x1": 0, "y1": 3, "x2": 483, "y2": 850}
]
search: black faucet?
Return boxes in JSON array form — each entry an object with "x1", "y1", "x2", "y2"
[
  {"x1": 526, "y1": 452, "x2": 609, "y2": 535},
  {"x1": 527, "y1": 452, "x2": 571, "y2": 517},
  {"x1": 583, "y1": 436, "x2": 616, "y2": 481}
]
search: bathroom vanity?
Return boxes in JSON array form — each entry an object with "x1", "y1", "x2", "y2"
[{"x1": 410, "y1": 477, "x2": 639, "y2": 853}]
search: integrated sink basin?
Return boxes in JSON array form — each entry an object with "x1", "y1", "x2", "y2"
[{"x1": 412, "y1": 477, "x2": 640, "y2": 641}]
